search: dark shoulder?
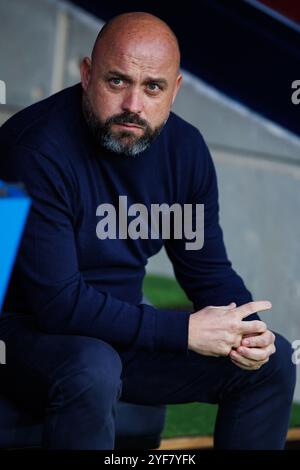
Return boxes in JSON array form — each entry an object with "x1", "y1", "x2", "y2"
[
  {"x1": 163, "y1": 112, "x2": 210, "y2": 169},
  {"x1": 0, "y1": 84, "x2": 82, "y2": 162},
  {"x1": 158, "y1": 112, "x2": 214, "y2": 202},
  {"x1": 165, "y1": 112, "x2": 206, "y2": 147}
]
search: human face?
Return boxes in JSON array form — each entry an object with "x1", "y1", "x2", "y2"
[{"x1": 80, "y1": 37, "x2": 182, "y2": 156}]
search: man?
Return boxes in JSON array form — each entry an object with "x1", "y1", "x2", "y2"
[{"x1": 0, "y1": 12, "x2": 295, "y2": 449}]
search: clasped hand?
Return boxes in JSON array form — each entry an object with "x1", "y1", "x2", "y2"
[{"x1": 188, "y1": 301, "x2": 276, "y2": 370}]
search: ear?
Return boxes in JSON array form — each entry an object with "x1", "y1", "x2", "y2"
[
  {"x1": 171, "y1": 74, "x2": 183, "y2": 105},
  {"x1": 80, "y1": 57, "x2": 92, "y2": 92}
]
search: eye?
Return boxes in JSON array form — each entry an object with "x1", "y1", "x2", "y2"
[
  {"x1": 109, "y1": 78, "x2": 124, "y2": 88},
  {"x1": 146, "y1": 83, "x2": 161, "y2": 94}
]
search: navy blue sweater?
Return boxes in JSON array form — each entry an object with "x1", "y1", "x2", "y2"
[{"x1": 0, "y1": 84, "x2": 253, "y2": 354}]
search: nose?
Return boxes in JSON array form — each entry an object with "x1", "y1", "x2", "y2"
[{"x1": 121, "y1": 87, "x2": 143, "y2": 114}]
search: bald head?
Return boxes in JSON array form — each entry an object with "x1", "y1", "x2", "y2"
[
  {"x1": 92, "y1": 12, "x2": 180, "y2": 72},
  {"x1": 80, "y1": 12, "x2": 182, "y2": 157}
]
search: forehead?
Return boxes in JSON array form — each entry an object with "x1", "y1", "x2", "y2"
[{"x1": 95, "y1": 34, "x2": 178, "y2": 77}]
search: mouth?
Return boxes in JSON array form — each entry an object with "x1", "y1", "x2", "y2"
[{"x1": 114, "y1": 123, "x2": 144, "y2": 130}]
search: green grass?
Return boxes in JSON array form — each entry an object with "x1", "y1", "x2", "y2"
[
  {"x1": 290, "y1": 402, "x2": 300, "y2": 428},
  {"x1": 143, "y1": 274, "x2": 300, "y2": 437},
  {"x1": 162, "y1": 402, "x2": 300, "y2": 438},
  {"x1": 143, "y1": 274, "x2": 192, "y2": 309},
  {"x1": 162, "y1": 403, "x2": 218, "y2": 438}
]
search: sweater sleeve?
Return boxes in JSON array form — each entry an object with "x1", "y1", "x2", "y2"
[
  {"x1": 164, "y1": 132, "x2": 259, "y2": 321},
  {"x1": 7, "y1": 145, "x2": 191, "y2": 354}
]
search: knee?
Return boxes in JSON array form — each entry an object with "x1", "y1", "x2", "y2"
[
  {"x1": 265, "y1": 333, "x2": 296, "y2": 399},
  {"x1": 49, "y1": 338, "x2": 123, "y2": 409}
]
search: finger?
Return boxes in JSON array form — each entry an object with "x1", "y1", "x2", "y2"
[
  {"x1": 230, "y1": 358, "x2": 262, "y2": 371},
  {"x1": 242, "y1": 330, "x2": 275, "y2": 348},
  {"x1": 236, "y1": 344, "x2": 276, "y2": 361},
  {"x1": 230, "y1": 350, "x2": 269, "y2": 368},
  {"x1": 234, "y1": 301, "x2": 272, "y2": 320},
  {"x1": 240, "y1": 320, "x2": 267, "y2": 335},
  {"x1": 209, "y1": 302, "x2": 236, "y2": 310},
  {"x1": 242, "y1": 332, "x2": 260, "y2": 339},
  {"x1": 226, "y1": 302, "x2": 236, "y2": 309},
  {"x1": 230, "y1": 349, "x2": 254, "y2": 367}
]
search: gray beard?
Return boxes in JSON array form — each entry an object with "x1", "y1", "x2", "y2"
[{"x1": 82, "y1": 93, "x2": 166, "y2": 157}]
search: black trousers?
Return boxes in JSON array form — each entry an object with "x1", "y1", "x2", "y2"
[{"x1": 0, "y1": 313, "x2": 296, "y2": 449}]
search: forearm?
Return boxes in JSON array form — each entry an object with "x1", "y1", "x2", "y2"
[{"x1": 29, "y1": 273, "x2": 191, "y2": 353}]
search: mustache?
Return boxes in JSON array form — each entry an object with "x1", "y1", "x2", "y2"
[{"x1": 106, "y1": 112, "x2": 149, "y2": 129}]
